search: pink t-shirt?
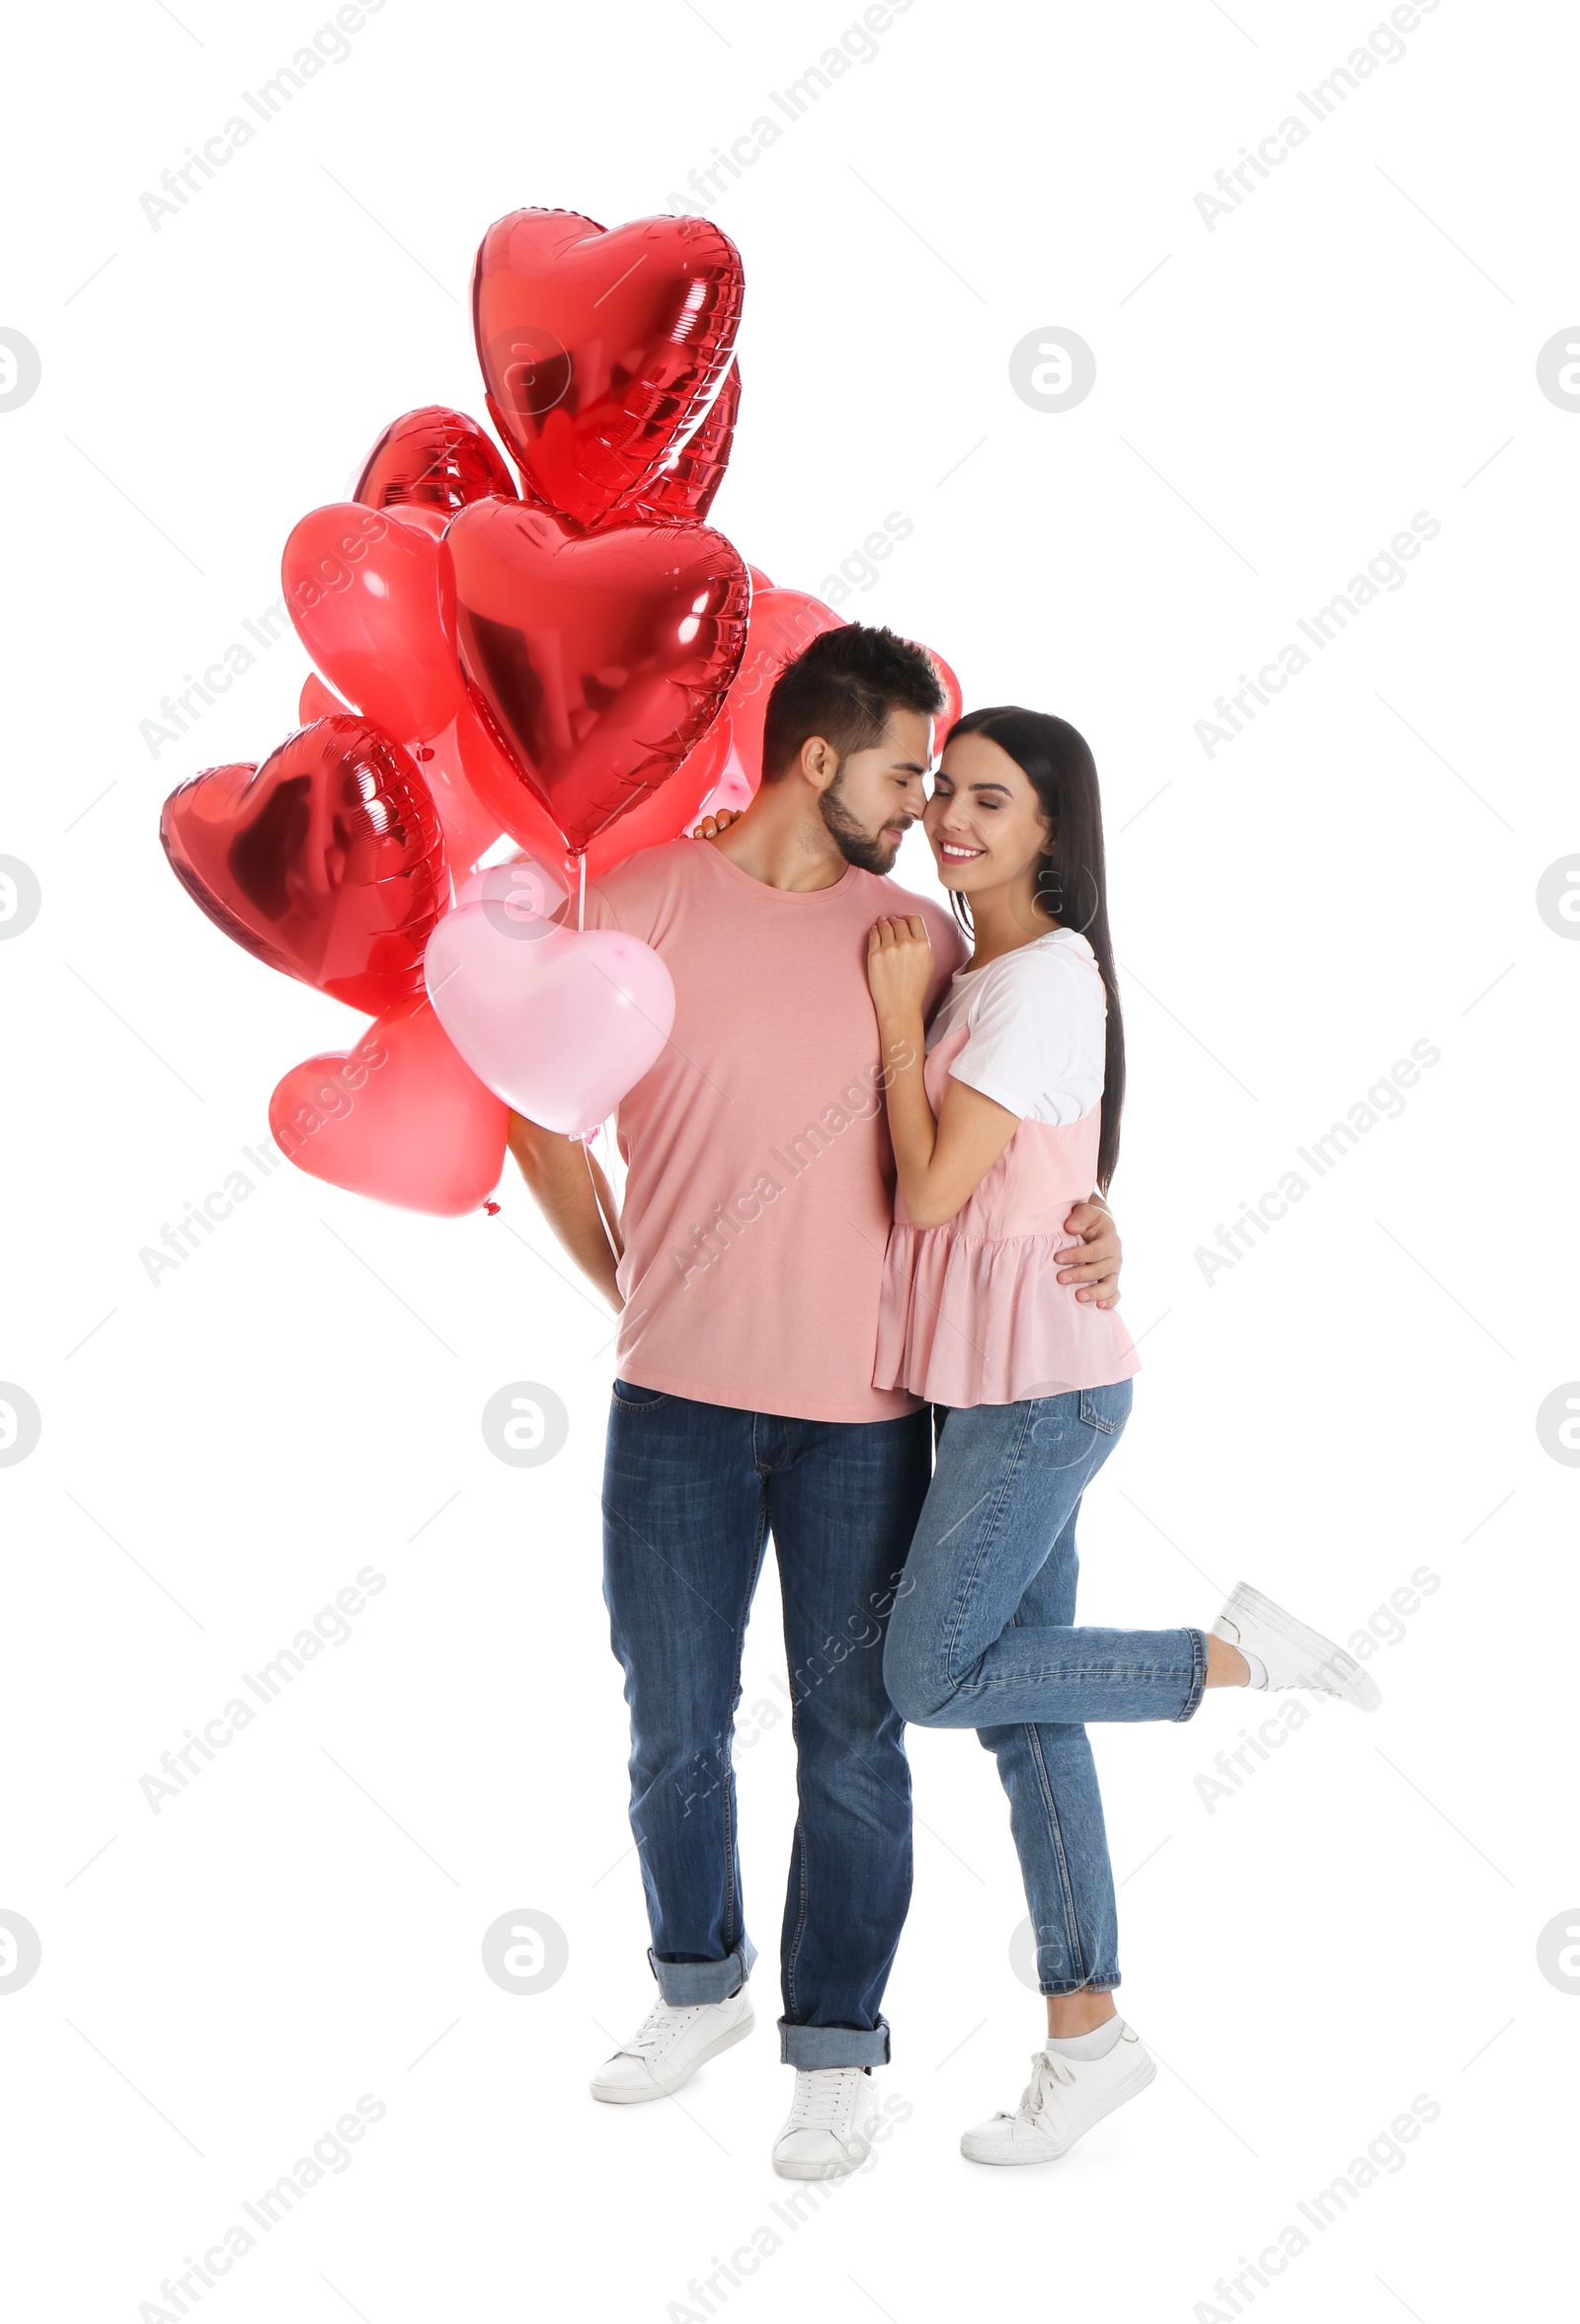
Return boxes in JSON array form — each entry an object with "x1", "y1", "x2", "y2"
[{"x1": 584, "y1": 839, "x2": 965, "y2": 1422}]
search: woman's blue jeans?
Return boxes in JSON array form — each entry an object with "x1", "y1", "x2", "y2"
[{"x1": 884, "y1": 1381, "x2": 1206, "y2": 1994}]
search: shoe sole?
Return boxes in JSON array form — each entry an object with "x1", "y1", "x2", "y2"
[
  {"x1": 771, "y1": 2136, "x2": 875, "y2": 2183},
  {"x1": 1218, "y1": 1581, "x2": 1382, "y2": 1713},
  {"x1": 960, "y1": 2052, "x2": 1156, "y2": 2166},
  {"x1": 590, "y1": 2010, "x2": 754, "y2": 2105}
]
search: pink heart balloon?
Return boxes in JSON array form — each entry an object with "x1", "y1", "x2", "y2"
[
  {"x1": 268, "y1": 1002, "x2": 508, "y2": 1216},
  {"x1": 424, "y1": 904, "x2": 673, "y2": 1136},
  {"x1": 453, "y1": 850, "x2": 570, "y2": 922}
]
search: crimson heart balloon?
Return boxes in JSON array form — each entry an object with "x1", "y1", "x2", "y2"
[
  {"x1": 269, "y1": 1002, "x2": 507, "y2": 1216},
  {"x1": 160, "y1": 718, "x2": 446, "y2": 1013},
  {"x1": 299, "y1": 673, "x2": 348, "y2": 723},
  {"x1": 726, "y1": 588, "x2": 847, "y2": 788},
  {"x1": 615, "y1": 360, "x2": 740, "y2": 527},
  {"x1": 581, "y1": 712, "x2": 735, "y2": 878},
  {"x1": 472, "y1": 209, "x2": 744, "y2": 531},
  {"x1": 283, "y1": 503, "x2": 465, "y2": 744},
  {"x1": 354, "y1": 405, "x2": 516, "y2": 516},
  {"x1": 442, "y1": 501, "x2": 749, "y2": 853}
]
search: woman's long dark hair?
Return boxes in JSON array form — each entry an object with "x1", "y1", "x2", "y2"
[{"x1": 943, "y1": 706, "x2": 1125, "y2": 1192}]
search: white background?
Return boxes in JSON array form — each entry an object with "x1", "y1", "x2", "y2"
[{"x1": 2, "y1": 1, "x2": 1575, "y2": 2317}]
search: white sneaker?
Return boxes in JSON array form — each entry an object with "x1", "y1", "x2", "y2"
[
  {"x1": 961, "y1": 2025, "x2": 1155, "y2": 2166},
  {"x1": 771, "y1": 2066, "x2": 881, "y2": 2180},
  {"x1": 590, "y1": 1982, "x2": 753, "y2": 2104},
  {"x1": 1213, "y1": 1579, "x2": 1382, "y2": 1712}
]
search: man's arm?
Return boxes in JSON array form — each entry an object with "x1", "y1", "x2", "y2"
[
  {"x1": 507, "y1": 1112, "x2": 624, "y2": 1313},
  {"x1": 1056, "y1": 1197, "x2": 1121, "y2": 1308}
]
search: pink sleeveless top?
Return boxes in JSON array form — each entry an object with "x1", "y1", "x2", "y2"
[{"x1": 873, "y1": 1020, "x2": 1141, "y2": 1409}]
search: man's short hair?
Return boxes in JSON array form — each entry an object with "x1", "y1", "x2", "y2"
[{"x1": 759, "y1": 623, "x2": 945, "y2": 781}]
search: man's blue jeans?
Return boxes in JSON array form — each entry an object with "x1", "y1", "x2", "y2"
[
  {"x1": 884, "y1": 1383, "x2": 1207, "y2": 1995},
  {"x1": 602, "y1": 1383, "x2": 932, "y2": 2067}
]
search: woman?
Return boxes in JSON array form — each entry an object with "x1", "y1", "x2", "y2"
[{"x1": 866, "y1": 705, "x2": 1380, "y2": 2169}]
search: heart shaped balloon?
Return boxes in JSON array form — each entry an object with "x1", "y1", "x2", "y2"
[
  {"x1": 448, "y1": 697, "x2": 569, "y2": 865},
  {"x1": 299, "y1": 673, "x2": 349, "y2": 723},
  {"x1": 425, "y1": 905, "x2": 673, "y2": 1136},
  {"x1": 269, "y1": 1001, "x2": 507, "y2": 1215},
  {"x1": 453, "y1": 851, "x2": 569, "y2": 922},
  {"x1": 442, "y1": 500, "x2": 749, "y2": 852},
  {"x1": 725, "y1": 588, "x2": 846, "y2": 788},
  {"x1": 581, "y1": 713, "x2": 735, "y2": 879},
  {"x1": 283, "y1": 502, "x2": 465, "y2": 745},
  {"x1": 284, "y1": 506, "x2": 517, "y2": 873},
  {"x1": 699, "y1": 743, "x2": 752, "y2": 823},
  {"x1": 615, "y1": 360, "x2": 740, "y2": 528},
  {"x1": 925, "y1": 643, "x2": 964, "y2": 748},
  {"x1": 160, "y1": 718, "x2": 446, "y2": 1013},
  {"x1": 354, "y1": 405, "x2": 517, "y2": 516},
  {"x1": 472, "y1": 208, "x2": 744, "y2": 530}
]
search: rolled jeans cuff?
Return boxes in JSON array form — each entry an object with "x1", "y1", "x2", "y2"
[
  {"x1": 779, "y1": 2015, "x2": 892, "y2": 2069},
  {"x1": 1175, "y1": 1627, "x2": 1209, "y2": 1722},
  {"x1": 650, "y1": 1935, "x2": 755, "y2": 2005}
]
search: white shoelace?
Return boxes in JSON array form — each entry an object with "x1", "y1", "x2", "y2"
[
  {"x1": 786, "y1": 2068, "x2": 865, "y2": 2131},
  {"x1": 620, "y1": 1999, "x2": 702, "y2": 2059},
  {"x1": 993, "y1": 2050, "x2": 1075, "y2": 2124}
]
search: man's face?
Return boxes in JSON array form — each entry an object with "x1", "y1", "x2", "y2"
[{"x1": 818, "y1": 709, "x2": 933, "y2": 874}]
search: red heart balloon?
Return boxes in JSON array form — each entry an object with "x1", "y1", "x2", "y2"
[
  {"x1": 472, "y1": 209, "x2": 743, "y2": 531},
  {"x1": 160, "y1": 718, "x2": 446, "y2": 1013},
  {"x1": 299, "y1": 673, "x2": 348, "y2": 723},
  {"x1": 726, "y1": 588, "x2": 847, "y2": 789},
  {"x1": 269, "y1": 1002, "x2": 507, "y2": 1216},
  {"x1": 923, "y1": 643, "x2": 964, "y2": 746},
  {"x1": 442, "y1": 501, "x2": 749, "y2": 853},
  {"x1": 615, "y1": 360, "x2": 740, "y2": 528},
  {"x1": 284, "y1": 513, "x2": 509, "y2": 873},
  {"x1": 354, "y1": 405, "x2": 516, "y2": 516},
  {"x1": 449, "y1": 699, "x2": 571, "y2": 865},
  {"x1": 581, "y1": 712, "x2": 735, "y2": 878},
  {"x1": 283, "y1": 503, "x2": 464, "y2": 744}
]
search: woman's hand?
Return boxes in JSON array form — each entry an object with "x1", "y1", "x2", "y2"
[
  {"x1": 690, "y1": 808, "x2": 741, "y2": 840},
  {"x1": 866, "y1": 915, "x2": 934, "y2": 1025}
]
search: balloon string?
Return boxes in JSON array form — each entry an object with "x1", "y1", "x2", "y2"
[{"x1": 577, "y1": 848, "x2": 586, "y2": 932}]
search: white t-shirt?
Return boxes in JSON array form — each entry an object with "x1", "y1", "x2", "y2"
[{"x1": 926, "y1": 929, "x2": 1106, "y2": 1125}]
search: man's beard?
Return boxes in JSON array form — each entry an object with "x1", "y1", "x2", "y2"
[{"x1": 820, "y1": 773, "x2": 909, "y2": 873}]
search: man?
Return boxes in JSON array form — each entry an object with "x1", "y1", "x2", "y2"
[{"x1": 508, "y1": 625, "x2": 1122, "y2": 2178}]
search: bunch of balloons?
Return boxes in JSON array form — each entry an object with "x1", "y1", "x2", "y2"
[{"x1": 159, "y1": 208, "x2": 960, "y2": 1215}]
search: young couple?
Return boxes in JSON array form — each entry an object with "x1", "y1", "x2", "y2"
[{"x1": 509, "y1": 624, "x2": 1379, "y2": 2180}]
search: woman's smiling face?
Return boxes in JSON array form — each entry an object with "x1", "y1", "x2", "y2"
[{"x1": 924, "y1": 730, "x2": 1055, "y2": 901}]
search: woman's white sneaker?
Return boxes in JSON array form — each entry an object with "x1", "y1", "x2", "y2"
[
  {"x1": 771, "y1": 2067, "x2": 881, "y2": 2180},
  {"x1": 961, "y1": 2026, "x2": 1156, "y2": 2166},
  {"x1": 1213, "y1": 1579, "x2": 1382, "y2": 1711},
  {"x1": 590, "y1": 1983, "x2": 753, "y2": 2104}
]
